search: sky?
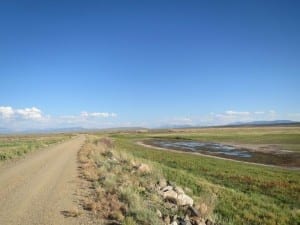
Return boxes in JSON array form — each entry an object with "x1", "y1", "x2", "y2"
[{"x1": 0, "y1": 0, "x2": 300, "y2": 130}]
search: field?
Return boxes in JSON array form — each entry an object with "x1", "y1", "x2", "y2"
[
  {"x1": 0, "y1": 127, "x2": 299, "y2": 225},
  {"x1": 107, "y1": 126, "x2": 300, "y2": 225},
  {"x1": 0, "y1": 133, "x2": 73, "y2": 161}
]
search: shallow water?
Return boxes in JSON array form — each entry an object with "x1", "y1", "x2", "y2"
[
  {"x1": 152, "y1": 140, "x2": 252, "y2": 158},
  {"x1": 145, "y1": 139, "x2": 300, "y2": 168}
]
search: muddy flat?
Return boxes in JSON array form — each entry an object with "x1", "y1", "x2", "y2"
[
  {"x1": 141, "y1": 140, "x2": 300, "y2": 169},
  {"x1": 0, "y1": 135, "x2": 86, "y2": 225}
]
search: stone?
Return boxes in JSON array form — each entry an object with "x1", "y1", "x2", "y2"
[
  {"x1": 161, "y1": 185, "x2": 173, "y2": 192},
  {"x1": 191, "y1": 218, "x2": 206, "y2": 225},
  {"x1": 184, "y1": 221, "x2": 193, "y2": 225},
  {"x1": 177, "y1": 193, "x2": 194, "y2": 206},
  {"x1": 172, "y1": 215, "x2": 178, "y2": 222},
  {"x1": 158, "y1": 179, "x2": 167, "y2": 188},
  {"x1": 163, "y1": 215, "x2": 170, "y2": 224},
  {"x1": 163, "y1": 190, "x2": 178, "y2": 204},
  {"x1": 175, "y1": 186, "x2": 185, "y2": 194},
  {"x1": 156, "y1": 209, "x2": 162, "y2": 218},
  {"x1": 184, "y1": 215, "x2": 193, "y2": 225},
  {"x1": 186, "y1": 206, "x2": 200, "y2": 217},
  {"x1": 177, "y1": 217, "x2": 186, "y2": 225},
  {"x1": 205, "y1": 219, "x2": 214, "y2": 225},
  {"x1": 167, "y1": 180, "x2": 174, "y2": 186},
  {"x1": 184, "y1": 214, "x2": 190, "y2": 221}
]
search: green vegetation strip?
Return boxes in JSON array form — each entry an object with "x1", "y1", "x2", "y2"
[
  {"x1": 0, "y1": 134, "x2": 73, "y2": 161},
  {"x1": 112, "y1": 133, "x2": 300, "y2": 225}
]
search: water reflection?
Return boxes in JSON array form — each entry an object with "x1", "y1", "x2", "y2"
[{"x1": 152, "y1": 140, "x2": 252, "y2": 158}]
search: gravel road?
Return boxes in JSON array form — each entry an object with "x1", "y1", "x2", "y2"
[{"x1": 0, "y1": 135, "x2": 87, "y2": 225}]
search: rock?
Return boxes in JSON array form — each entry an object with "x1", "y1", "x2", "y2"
[
  {"x1": 158, "y1": 179, "x2": 167, "y2": 188},
  {"x1": 175, "y1": 186, "x2": 185, "y2": 194},
  {"x1": 161, "y1": 185, "x2": 173, "y2": 192},
  {"x1": 163, "y1": 215, "x2": 170, "y2": 224},
  {"x1": 165, "y1": 202, "x2": 178, "y2": 211},
  {"x1": 175, "y1": 216, "x2": 192, "y2": 225},
  {"x1": 184, "y1": 215, "x2": 192, "y2": 225},
  {"x1": 163, "y1": 190, "x2": 178, "y2": 204},
  {"x1": 177, "y1": 193, "x2": 194, "y2": 206},
  {"x1": 177, "y1": 217, "x2": 186, "y2": 225},
  {"x1": 184, "y1": 214, "x2": 190, "y2": 221},
  {"x1": 199, "y1": 203, "x2": 208, "y2": 215},
  {"x1": 205, "y1": 219, "x2": 214, "y2": 225},
  {"x1": 171, "y1": 221, "x2": 178, "y2": 225},
  {"x1": 184, "y1": 221, "x2": 193, "y2": 225},
  {"x1": 156, "y1": 209, "x2": 162, "y2": 218},
  {"x1": 172, "y1": 214, "x2": 178, "y2": 222},
  {"x1": 191, "y1": 218, "x2": 206, "y2": 225},
  {"x1": 167, "y1": 180, "x2": 174, "y2": 186},
  {"x1": 186, "y1": 206, "x2": 200, "y2": 217},
  {"x1": 136, "y1": 163, "x2": 151, "y2": 174}
]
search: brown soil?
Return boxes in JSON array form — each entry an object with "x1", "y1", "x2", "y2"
[{"x1": 0, "y1": 135, "x2": 97, "y2": 225}]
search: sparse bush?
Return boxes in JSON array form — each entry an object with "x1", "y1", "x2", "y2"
[
  {"x1": 78, "y1": 135, "x2": 167, "y2": 225},
  {"x1": 120, "y1": 187, "x2": 141, "y2": 208},
  {"x1": 102, "y1": 175, "x2": 118, "y2": 193}
]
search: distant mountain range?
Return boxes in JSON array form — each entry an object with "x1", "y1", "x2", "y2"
[
  {"x1": 158, "y1": 120, "x2": 300, "y2": 129},
  {"x1": 0, "y1": 120, "x2": 299, "y2": 134},
  {"x1": 0, "y1": 127, "x2": 86, "y2": 134},
  {"x1": 228, "y1": 120, "x2": 300, "y2": 126},
  {"x1": 0, "y1": 126, "x2": 149, "y2": 134}
]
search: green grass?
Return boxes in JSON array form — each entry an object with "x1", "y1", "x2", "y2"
[
  {"x1": 108, "y1": 127, "x2": 300, "y2": 225},
  {"x1": 0, "y1": 134, "x2": 73, "y2": 161},
  {"x1": 120, "y1": 126, "x2": 300, "y2": 151}
]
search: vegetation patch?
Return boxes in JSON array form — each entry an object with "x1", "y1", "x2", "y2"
[
  {"x1": 0, "y1": 134, "x2": 73, "y2": 161},
  {"x1": 78, "y1": 136, "x2": 219, "y2": 225},
  {"x1": 109, "y1": 128, "x2": 300, "y2": 225}
]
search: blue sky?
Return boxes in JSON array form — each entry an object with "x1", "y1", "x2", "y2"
[{"x1": 0, "y1": 0, "x2": 299, "y2": 130}]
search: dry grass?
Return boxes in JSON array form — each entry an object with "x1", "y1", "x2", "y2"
[
  {"x1": 78, "y1": 136, "x2": 166, "y2": 225},
  {"x1": 78, "y1": 135, "x2": 221, "y2": 225},
  {"x1": 61, "y1": 207, "x2": 82, "y2": 218}
]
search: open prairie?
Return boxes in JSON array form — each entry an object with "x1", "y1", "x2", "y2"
[
  {"x1": 2, "y1": 1, "x2": 299, "y2": 225},
  {"x1": 108, "y1": 126, "x2": 300, "y2": 225},
  {"x1": 0, "y1": 127, "x2": 299, "y2": 225}
]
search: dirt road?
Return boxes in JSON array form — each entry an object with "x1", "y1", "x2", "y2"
[{"x1": 0, "y1": 135, "x2": 86, "y2": 225}]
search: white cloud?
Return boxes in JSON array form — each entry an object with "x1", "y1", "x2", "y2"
[
  {"x1": 16, "y1": 107, "x2": 43, "y2": 120},
  {"x1": 0, "y1": 106, "x2": 43, "y2": 121},
  {"x1": 80, "y1": 111, "x2": 117, "y2": 118},
  {"x1": 224, "y1": 110, "x2": 250, "y2": 116},
  {"x1": 0, "y1": 106, "x2": 14, "y2": 119},
  {"x1": 0, "y1": 106, "x2": 119, "y2": 130},
  {"x1": 1, "y1": 105, "x2": 298, "y2": 131},
  {"x1": 210, "y1": 109, "x2": 280, "y2": 125}
]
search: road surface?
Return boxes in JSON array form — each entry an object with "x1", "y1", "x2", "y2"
[{"x1": 0, "y1": 135, "x2": 87, "y2": 225}]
